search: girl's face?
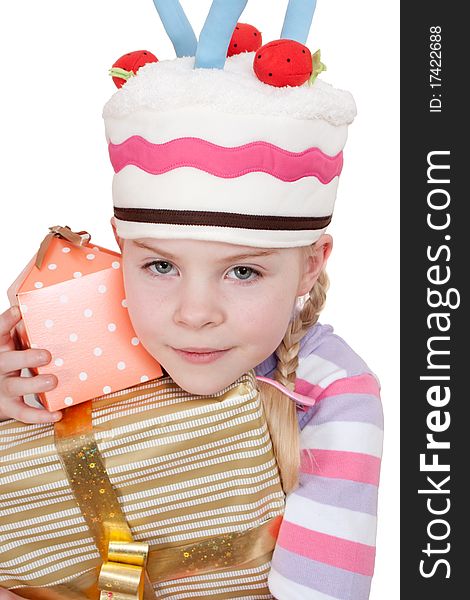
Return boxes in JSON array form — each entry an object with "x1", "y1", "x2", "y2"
[{"x1": 116, "y1": 230, "x2": 329, "y2": 395}]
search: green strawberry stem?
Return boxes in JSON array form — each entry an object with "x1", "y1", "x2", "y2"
[
  {"x1": 308, "y1": 49, "x2": 327, "y2": 86},
  {"x1": 109, "y1": 67, "x2": 135, "y2": 81}
]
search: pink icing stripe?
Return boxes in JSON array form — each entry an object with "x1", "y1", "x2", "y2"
[
  {"x1": 300, "y1": 449, "x2": 381, "y2": 486},
  {"x1": 108, "y1": 136, "x2": 343, "y2": 183},
  {"x1": 277, "y1": 520, "x2": 376, "y2": 576}
]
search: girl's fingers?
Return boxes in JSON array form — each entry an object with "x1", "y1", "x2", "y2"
[
  {"x1": 0, "y1": 589, "x2": 24, "y2": 599},
  {"x1": 0, "y1": 307, "x2": 59, "y2": 424},
  {"x1": 1, "y1": 373, "x2": 58, "y2": 398},
  {"x1": 0, "y1": 305, "x2": 22, "y2": 351},
  {"x1": 0, "y1": 348, "x2": 51, "y2": 376},
  {"x1": 0, "y1": 397, "x2": 62, "y2": 424}
]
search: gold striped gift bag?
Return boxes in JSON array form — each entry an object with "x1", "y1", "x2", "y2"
[{"x1": 0, "y1": 370, "x2": 285, "y2": 599}]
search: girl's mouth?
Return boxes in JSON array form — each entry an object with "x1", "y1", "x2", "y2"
[{"x1": 172, "y1": 348, "x2": 230, "y2": 364}]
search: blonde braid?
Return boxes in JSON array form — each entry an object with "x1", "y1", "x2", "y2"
[
  {"x1": 258, "y1": 254, "x2": 330, "y2": 494},
  {"x1": 274, "y1": 268, "x2": 330, "y2": 391}
]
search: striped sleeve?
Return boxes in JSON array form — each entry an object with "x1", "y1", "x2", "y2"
[{"x1": 268, "y1": 338, "x2": 383, "y2": 600}]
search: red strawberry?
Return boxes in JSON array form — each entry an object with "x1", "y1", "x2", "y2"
[
  {"x1": 253, "y1": 39, "x2": 313, "y2": 87},
  {"x1": 227, "y1": 22, "x2": 262, "y2": 56},
  {"x1": 109, "y1": 50, "x2": 158, "y2": 88}
]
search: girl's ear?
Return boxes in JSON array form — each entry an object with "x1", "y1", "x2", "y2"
[
  {"x1": 110, "y1": 216, "x2": 124, "y2": 251},
  {"x1": 297, "y1": 234, "x2": 333, "y2": 296}
]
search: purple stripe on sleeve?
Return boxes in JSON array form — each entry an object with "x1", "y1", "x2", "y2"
[
  {"x1": 298, "y1": 322, "x2": 334, "y2": 356},
  {"x1": 299, "y1": 404, "x2": 318, "y2": 430},
  {"x1": 255, "y1": 322, "x2": 331, "y2": 377},
  {"x1": 256, "y1": 322, "x2": 376, "y2": 380},
  {"x1": 254, "y1": 354, "x2": 277, "y2": 378},
  {"x1": 255, "y1": 322, "x2": 360, "y2": 374},
  {"x1": 296, "y1": 473, "x2": 379, "y2": 515},
  {"x1": 271, "y1": 546, "x2": 372, "y2": 600},
  {"x1": 307, "y1": 392, "x2": 384, "y2": 429},
  {"x1": 310, "y1": 334, "x2": 372, "y2": 377},
  {"x1": 297, "y1": 322, "x2": 374, "y2": 378}
]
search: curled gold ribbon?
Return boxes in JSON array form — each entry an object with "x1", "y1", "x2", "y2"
[
  {"x1": 98, "y1": 541, "x2": 149, "y2": 600},
  {"x1": 98, "y1": 540, "x2": 149, "y2": 600},
  {"x1": 35, "y1": 225, "x2": 92, "y2": 269},
  {"x1": 107, "y1": 541, "x2": 150, "y2": 567}
]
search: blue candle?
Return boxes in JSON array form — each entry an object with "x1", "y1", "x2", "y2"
[
  {"x1": 195, "y1": 0, "x2": 249, "y2": 69},
  {"x1": 152, "y1": 0, "x2": 198, "y2": 58},
  {"x1": 281, "y1": 0, "x2": 317, "y2": 45}
]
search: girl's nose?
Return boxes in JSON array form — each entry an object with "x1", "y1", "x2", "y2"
[{"x1": 173, "y1": 282, "x2": 224, "y2": 329}]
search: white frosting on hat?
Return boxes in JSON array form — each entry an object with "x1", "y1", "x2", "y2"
[{"x1": 103, "y1": 51, "x2": 356, "y2": 127}]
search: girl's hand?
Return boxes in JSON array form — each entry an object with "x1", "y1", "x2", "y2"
[
  {"x1": 0, "y1": 589, "x2": 24, "y2": 599},
  {"x1": 0, "y1": 306, "x2": 62, "y2": 424}
]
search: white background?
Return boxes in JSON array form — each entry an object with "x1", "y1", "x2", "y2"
[{"x1": 0, "y1": 1, "x2": 399, "y2": 598}]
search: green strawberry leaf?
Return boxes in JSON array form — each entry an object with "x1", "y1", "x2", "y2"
[
  {"x1": 308, "y1": 49, "x2": 327, "y2": 86},
  {"x1": 108, "y1": 67, "x2": 135, "y2": 81}
]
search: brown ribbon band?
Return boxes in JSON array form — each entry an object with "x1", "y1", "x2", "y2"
[
  {"x1": 114, "y1": 206, "x2": 332, "y2": 231},
  {"x1": 35, "y1": 225, "x2": 91, "y2": 270}
]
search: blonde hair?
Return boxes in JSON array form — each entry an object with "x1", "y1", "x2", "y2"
[{"x1": 257, "y1": 243, "x2": 330, "y2": 494}]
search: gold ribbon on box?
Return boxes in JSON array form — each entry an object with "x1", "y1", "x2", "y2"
[
  {"x1": 12, "y1": 518, "x2": 281, "y2": 599},
  {"x1": 43, "y1": 384, "x2": 282, "y2": 600},
  {"x1": 35, "y1": 225, "x2": 92, "y2": 269},
  {"x1": 53, "y1": 400, "x2": 154, "y2": 600}
]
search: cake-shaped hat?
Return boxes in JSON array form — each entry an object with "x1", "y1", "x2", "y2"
[{"x1": 103, "y1": 0, "x2": 356, "y2": 248}]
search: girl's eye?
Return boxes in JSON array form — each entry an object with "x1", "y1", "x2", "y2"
[
  {"x1": 227, "y1": 266, "x2": 261, "y2": 283},
  {"x1": 141, "y1": 261, "x2": 261, "y2": 283},
  {"x1": 143, "y1": 260, "x2": 177, "y2": 276}
]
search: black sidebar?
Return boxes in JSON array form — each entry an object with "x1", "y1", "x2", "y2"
[{"x1": 400, "y1": 3, "x2": 466, "y2": 598}]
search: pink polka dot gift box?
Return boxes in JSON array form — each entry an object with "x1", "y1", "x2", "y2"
[{"x1": 7, "y1": 225, "x2": 163, "y2": 411}]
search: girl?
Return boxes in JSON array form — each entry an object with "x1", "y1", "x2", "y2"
[{"x1": 0, "y1": 1, "x2": 383, "y2": 598}]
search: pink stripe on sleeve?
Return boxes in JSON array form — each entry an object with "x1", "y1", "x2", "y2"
[
  {"x1": 294, "y1": 379, "x2": 324, "y2": 399},
  {"x1": 300, "y1": 449, "x2": 381, "y2": 486},
  {"x1": 317, "y1": 373, "x2": 380, "y2": 400},
  {"x1": 277, "y1": 520, "x2": 376, "y2": 576},
  {"x1": 295, "y1": 372, "x2": 380, "y2": 402}
]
